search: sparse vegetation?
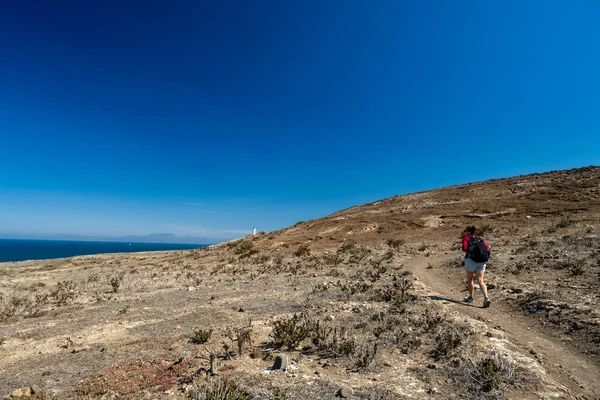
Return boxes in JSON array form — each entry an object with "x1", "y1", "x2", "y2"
[
  {"x1": 387, "y1": 238, "x2": 405, "y2": 249},
  {"x1": 478, "y1": 224, "x2": 494, "y2": 236},
  {"x1": 192, "y1": 377, "x2": 254, "y2": 400},
  {"x1": 294, "y1": 244, "x2": 310, "y2": 257},
  {"x1": 50, "y1": 280, "x2": 78, "y2": 305},
  {"x1": 271, "y1": 314, "x2": 310, "y2": 349},
  {"x1": 433, "y1": 322, "x2": 473, "y2": 360},
  {"x1": 556, "y1": 216, "x2": 574, "y2": 229},
  {"x1": 456, "y1": 352, "x2": 540, "y2": 397},
  {"x1": 109, "y1": 274, "x2": 123, "y2": 293},
  {"x1": 234, "y1": 240, "x2": 254, "y2": 255},
  {"x1": 226, "y1": 325, "x2": 253, "y2": 356},
  {"x1": 338, "y1": 240, "x2": 356, "y2": 253},
  {"x1": 354, "y1": 342, "x2": 378, "y2": 369},
  {"x1": 192, "y1": 329, "x2": 213, "y2": 344},
  {"x1": 2, "y1": 167, "x2": 600, "y2": 399}
]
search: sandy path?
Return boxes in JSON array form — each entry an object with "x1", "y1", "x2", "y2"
[{"x1": 404, "y1": 255, "x2": 600, "y2": 400}]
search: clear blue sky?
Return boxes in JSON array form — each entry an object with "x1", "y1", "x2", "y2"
[{"x1": 1, "y1": 1, "x2": 599, "y2": 239}]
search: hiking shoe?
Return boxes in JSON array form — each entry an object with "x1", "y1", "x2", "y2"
[
  {"x1": 483, "y1": 297, "x2": 491, "y2": 308},
  {"x1": 463, "y1": 296, "x2": 473, "y2": 303}
]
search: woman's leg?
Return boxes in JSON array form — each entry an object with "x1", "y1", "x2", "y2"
[
  {"x1": 475, "y1": 270, "x2": 488, "y2": 298},
  {"x1": 466, "y1": 270, "x2": 475, "y2": 298}
]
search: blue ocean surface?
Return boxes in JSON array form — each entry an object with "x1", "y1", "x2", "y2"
[{"x1": 0, "y1": 239, "x2": 205, "y2": 263}]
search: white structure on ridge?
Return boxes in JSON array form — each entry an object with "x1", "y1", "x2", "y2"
[{"x1": 253, "y1": 227, "x2": 256, "y2": 235}]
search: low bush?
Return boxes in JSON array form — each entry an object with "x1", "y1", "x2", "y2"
[
  {"x1": 234, "y1": 240, "x2": 254, "y2": 255},
  {"x1": 109, "y1": 275, "x2": 122, "y2": 293},
  {"x1": 294, "y1": 244, "x2": 311, "y2": 257},
  {"x1": 338, "y1": 240, "x2": 357, "y2": 254},
  {"x1": 354, "y1": 343, "x2": 378, "y2": 369},
  {"x1": 433, "y1": 322, "x2": 473, "y2": 360},
  {"x1": 556, "y1": 216, "x2": 574, "y2": 229},
  {"x1": 339, "y1": 281, "x2": 372, "y2": 299},
  {"x1": 387, "y1": 238, "x2": 405, "y2": 249},
  {"x1": 271, "y1": 314, "x2": 310, "y2": 349},
  {"x1": 478, "y1": 224, "x2": 494, "y2": 236},
  {"x1": 191, "y1": 329, "x2": 213, "y2": 344},
  {"x1": 50, "y1": 280, "x2": 78, "y2": 305},
  {"x1": 458, "y1": 352, "x2": 540, "y2": 396},
  {"x1": 373, "y1": 275, "x2": 415, "y2": 305}
]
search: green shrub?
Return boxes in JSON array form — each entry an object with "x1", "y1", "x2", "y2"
[
  {"x1": 294, "y1": 244, "x2": 310, "y2": 257},
  {"x1": 338, "y1": 240, "x2": 357, "y2": 254},
  {"x1": 234, "y1": 240, "x2": 254, "y2": 255},
  {"x1": 238, "y1": 248, "x2": 259, "y2": 259},
  {"x1": 457, "y1": 352, "x2": 540, "y2": 396},
  {"x1": 387, "y1": 238, "x2": 405, "y2": 249},
  {"x1": 478, "y1": 224, "x2": 494, "y2": 236},
  {"x1": 373, "y1": 275, "x2": 414, "y2": 305},
  {"x1": 50, "y1": 280, "x2": 78, "y2": 305},
  {"x1": 192, "y1": 376, "x2": 253, "y2": 400},
  {"x1": 475, "y1": 357, "x2": 502, "y2": 392},
  {"x1": 339, "y1": 281, "x2": 372, "y2": 299},
  {"x1": 354, "y1": 343, "x2": 377, "y2": 369},
  {"x1": 556, "y1": 216, "x2": 573, "y2": 229},
  {"x1": 271, "y1": 314, "x2": 310, "y2": 349},
  {"x1": 337, "y1": 338, "x2": 357, "y2": 356},
  {"x1": 109, "y1": 276, "x2": 122, "y2": 293},
  {"x1": 433, "y1": 323, "x2": 472, "y2": 360},
  {"x1": 191, "y1": 329, "x2": 213, "y2": 344}
]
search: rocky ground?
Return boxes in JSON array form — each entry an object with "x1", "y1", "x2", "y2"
[{"x1": 1, "y1": 166, "x2": 599, "y2": 399}]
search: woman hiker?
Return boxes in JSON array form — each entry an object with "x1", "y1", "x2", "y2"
[{"x1": 462, "y1": 225, "x2": 491, "y2": 308}]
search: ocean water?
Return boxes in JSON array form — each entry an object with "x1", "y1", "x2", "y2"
[{"x1": 0, "y1": 239, "x2": 205, "y2": 263}]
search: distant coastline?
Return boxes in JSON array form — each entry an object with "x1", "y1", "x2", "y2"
[
  {"x1": 0, "y1": 238, "x2": 207, "y2": 263},
  {"x1": 0, "y1": 232, "x2": 225, "y2": 245}
]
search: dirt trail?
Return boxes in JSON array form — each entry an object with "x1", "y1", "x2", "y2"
[{"x1": 406, "y1": 255, "x2": 600, "y2": 400}]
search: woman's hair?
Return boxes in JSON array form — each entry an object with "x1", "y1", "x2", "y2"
[{"x1": 465, "y1": 225, "x2": 478, "y2": 235}]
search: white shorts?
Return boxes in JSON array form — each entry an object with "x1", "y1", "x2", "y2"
[{"x1": 465, "y1": 257, "x2": 486, "y2": 273}]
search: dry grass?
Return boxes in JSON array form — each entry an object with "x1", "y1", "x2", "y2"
[{"x1": 2, "y1": 166, "x2": 600, "y2": 399}]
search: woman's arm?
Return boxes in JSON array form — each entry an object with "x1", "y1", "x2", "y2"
[
  {"x1": 462, "y1": 236, "x2": 470, "y2": 252},
  {"x1": 483, "y1": 238, "x2": 491, "y2": 253}
]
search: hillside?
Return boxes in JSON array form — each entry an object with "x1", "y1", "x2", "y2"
[{"x1": 1, "y1": 166, "x2": 599, "y2": 399}]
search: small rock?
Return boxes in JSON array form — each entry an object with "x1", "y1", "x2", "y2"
[
  {"x1": 336, "y1": 385, "x2": 354, "y2": 398},
  {"x1": 30, "y1": 385, "x2": 41, "y2": 395},
  {"x1": 428, "y1": 387, "x2": 438, "y2": 394},
  {"x1": 10, "y1": 387, "x2": 32, "y2": 398},
  {"x1": 273, "y1": 354, "x2": 288, "y2": 370},
  {"x1": 427, "y1": 364, "x2": 436, "y2": 369},
  {"x1": 530, "y1": 349, "x2": 537, "y2": 355},
  {"x1": 238, "y1": 307, "x2": 245, "y2": 312}
]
